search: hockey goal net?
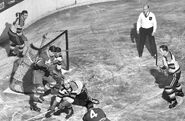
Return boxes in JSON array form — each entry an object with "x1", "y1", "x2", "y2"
[{"x1": 9, "y1": 30, "x2": 69, "y2": 93}]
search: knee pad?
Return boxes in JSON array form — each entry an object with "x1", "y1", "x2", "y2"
[
  {"x1": 10, "y1": 42, "x2": 16, "y2": 49},
  {"x1": 164, "y1": 88, "x2": 173, "y2": 94},
  {"x1": 18, "y1": 44, "x2": 25, "y2": 51},
  {"x1": 169, "y1": 92, "x2": 176, "y2": 99},
  {"x1": 165, "y1": 88, "x2": 175, "y2": 99},
  {"x1": 175, "y1": 83, "x2": 182, "y2": 91},
  {"x1": 33, "y1": 85, "x2": 45, "y2": 95}
]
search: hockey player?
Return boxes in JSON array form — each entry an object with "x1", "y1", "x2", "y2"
[
  {"x1": 30, "y1": 45, "x2": 65, "y2": 112},
  {"x1": 53, "y1": 46, "x2": 67, "y2": 74},
  {"x1": 45, "y1": 78, "x2": 99, "y2": 119},
  {"x1": 33, "y1": 45, "x2": 65, "y2": 85},
  {"x1": 8, "y1": 10, "x2": 28, "y2": 57},
  {"x1": 83, "y1": 102, "x2": 111, "y2": 121},
  {"x1": 159, "y1": 45, "x2": 184, "y2": 108}
]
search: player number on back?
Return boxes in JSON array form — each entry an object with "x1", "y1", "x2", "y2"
[{"x1": 90, "y1": 110, "x2": 98, "y2": 118}]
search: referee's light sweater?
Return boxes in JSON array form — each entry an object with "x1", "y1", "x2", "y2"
[{"x1": 137, "y1": 12, "x2": 157, "y2": 33}]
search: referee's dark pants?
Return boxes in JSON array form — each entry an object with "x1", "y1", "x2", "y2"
[{"x1": 138, "y1": 27, "x2": 157, "y2": 57}]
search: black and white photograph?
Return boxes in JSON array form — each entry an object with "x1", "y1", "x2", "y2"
[{"x1": 0, "y1": 0, "x2": 185, "y2": 121}]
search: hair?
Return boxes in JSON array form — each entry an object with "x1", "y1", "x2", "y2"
[
  {"x1": 159, "y1": 45, "x2": 168, "y2": 51},
  {"x1": 49, "y1": 45, "x2": 56, "y2": 52},
  {"x1": 86, "y1": 102, "x2": 94, "y2": 110},
  {"x1": 56, "y1": 47, "x2": 61, "y2": 52},
  {"x1": 21, "y1": 10, "x2": 28, "y2": 15},
  {"x1": 143, "y1": 4, "x2": 149, "y2": 9}
]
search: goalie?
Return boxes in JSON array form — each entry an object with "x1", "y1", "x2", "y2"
[
  {"x1": 158, "y1": 45, "x2": 184, "y2": 109},
  {"x1": 45, "y1": 78, "x2": 99, "y2": 119}
]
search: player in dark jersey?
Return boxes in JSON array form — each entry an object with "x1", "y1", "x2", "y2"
[
  {"x1": 30, "y1": 46, "x2": 64, "y2": 112},
  {"x1": 159, "y1": 45, "x2": 184, "y2": 108},
  {"x1": 83, "y1": 102, "x2": 110, "y2": 121},
  {"x1": 8, "y1": 10, "x2": 28, "y2": 57},
  {"x1": 53, "y1": 46, "x2": 67, "y2": 74}
]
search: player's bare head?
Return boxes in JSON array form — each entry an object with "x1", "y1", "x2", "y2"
[
  {"x1": 159, "y1": 45, "x2": 168, "y2": 56},
  {"x1": 143, "y1": 4, "x2": 149, "y2": 14},
  {"x1": 21, "y1": 10, "x2": 28, "y2": 19},
  {"x1": 48, "y1": 45, "x2": 56, "y2": 57},
  {"x1": 64, "y1": 79, "x2": 71, "y2": 89},
  {"x1": 55, "y1": 47, "x2": 62, "y2": 56},
  {"x1": 86, "y1": 102, "x2": 94, "y2": 110},
  {"x1": 56, "y1": 47, "x2": 61, "y2": 53},
  {"x1": 160, "y1": 45, "x2": 168, "y2": 51}
]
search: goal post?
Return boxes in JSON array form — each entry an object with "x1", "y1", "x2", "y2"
[
  {"x1": 29, "y1": 30, "x2": 69, "y2": 70},
  {"x1": 7, "y1": 30, "x2": 70, "y2": 94},
  {"x1": 40, "y1": 30, "x2": 69, "y2": 70}
]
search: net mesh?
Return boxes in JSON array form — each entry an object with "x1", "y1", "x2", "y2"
[{"x1": 10, "y1": 30, "x2": 68, "y2": 93}]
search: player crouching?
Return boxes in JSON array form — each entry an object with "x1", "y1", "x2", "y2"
[
  {"x1": 158, "y1": 45, "x2": 184, "y2": 108},
  {"x1": 45, "y1": 78, "x2": 99, "y2": 119}
]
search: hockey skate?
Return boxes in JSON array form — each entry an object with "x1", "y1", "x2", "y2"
[
  {"x1": 176, "y1": 92, "x2": 184, "y2": 97},
  {"x1": 45, "y1": 109, "x2": 55, "y2": 118},
  {"x1": 65, "y1": 107, "x2": 74, "y2": 119},
  {"x1": 30, "y1": 103, "x2": 41, "y2": 112},
  {"x1": 169, "y1": 100, "x2": 178, "y2": 109}
]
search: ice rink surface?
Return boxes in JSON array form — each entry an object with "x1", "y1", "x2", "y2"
[{"x1": 1, "y1": 0, "x2": 185, "y2": 120}]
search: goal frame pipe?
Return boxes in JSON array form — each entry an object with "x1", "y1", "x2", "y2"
[
  {"x1": 40, "y1": 30, "x2": 69, "y2": 70},
  {"x1": 65, "y1": 30, "x2": 69, "y2": 70}
]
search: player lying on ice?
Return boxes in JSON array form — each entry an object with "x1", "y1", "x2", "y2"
[{"x1": 45, "y1": 77, "x2": 100, "y2": 119}]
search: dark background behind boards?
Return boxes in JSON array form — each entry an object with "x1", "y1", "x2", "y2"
[{"x1": 0, "y1": 0, "x2": 24, "y2": 13}]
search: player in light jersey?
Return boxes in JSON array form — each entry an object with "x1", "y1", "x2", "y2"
[
  {"x1": 8, "y1": 10, "x2": 28, "y2": 57},
  {"x1": 159, "y1": 45, "x2": 184, "y2": 108}
]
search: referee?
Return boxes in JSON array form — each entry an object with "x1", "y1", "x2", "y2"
[{"x1": 137, "y1": 5, "x2": 157, "y2": 58}]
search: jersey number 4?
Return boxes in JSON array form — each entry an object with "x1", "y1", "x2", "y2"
[{"x1": 90, "y1": 110, "x2": 98, "y2": 118}]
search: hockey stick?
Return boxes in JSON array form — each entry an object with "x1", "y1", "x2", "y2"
[
  {"x1": 155, "y1": 52, "x2": 158, "y2": 66},
  {"x1": 30, "y1": 43, "x2": 40, "y2": 51},
  {"x1": 25, "y1": 110, "x2": 49, "y2": 121},
  {"x1": 30, "y1": 30, "x2": 67, "y2": 52},
  {"x1": 30, "y1": 43, "x2": 71, "y2": 52},
  {"x1": 30, "y1": 33, "x2": 49, "y2": 51}
]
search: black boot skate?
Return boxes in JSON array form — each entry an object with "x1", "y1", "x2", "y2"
[
  {"x1": 30, "y1": 103, "x2": 41, "y2": 112},
  {"x1": 176, "y1": 91, "x2": 184, "y2": 97},
  {"x1": 65, "y1": 107, "x2": 74, "y2": 119},
  {"x1": 45, "y1": 109, "x2": 55, "y2": 118},
  {"x1": 53, "y1": 109, "x2": 63, "y2": 116},
  {"x1": 169, "y1": 100, "x2": 178, "y2": 109}
]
